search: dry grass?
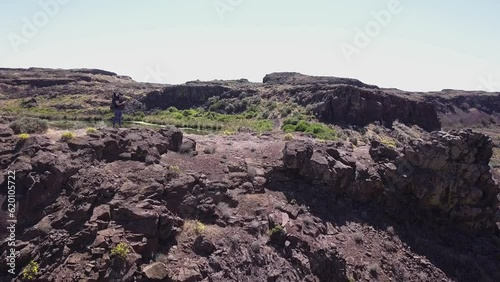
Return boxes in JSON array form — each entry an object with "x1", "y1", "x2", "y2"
[
  {"x1": 177, "y1": 220, "x2": 222, "y2": 243},
  {"x1": 490, "y1": 147, "x2": 500, "y2": 168}
]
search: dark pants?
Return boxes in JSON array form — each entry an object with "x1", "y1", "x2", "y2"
[{"x1": 113, "y1": 109, "x2": 123, "y2": 127}]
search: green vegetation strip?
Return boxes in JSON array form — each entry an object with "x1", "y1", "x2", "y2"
[{"x1": 282, "y1": 117, "x2": 338, "y2": 140}]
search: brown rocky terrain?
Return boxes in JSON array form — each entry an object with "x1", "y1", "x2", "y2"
[
  {"x1": 0, "y1": 121, "x2": 499, "y2": 281},
  {"x1": 0, "y1": 68, "x2": 500, "y2": 281},
  {"x1": 0, "y1": 68, "x2": 162, "y2": 100},
  {"x1": 1, "y1": 68, "x2": 499, "y2": 132}
]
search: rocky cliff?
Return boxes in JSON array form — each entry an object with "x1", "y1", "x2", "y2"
[
  {"x1": 279, "y1": 130, "x2": 500, "y2": 232},
  {"x1": 2, "y1": 68, "x2": 500, "y2": 133},
  {"x1": 0, "y1": 123, "x2": 499, "y2": 281},
  {"x1": 0, "y1": 68, "x2": 162, "y2": 100},
  {"x1": 286, "y1": 84, "x2": 441, "y2": 131},
  {"x1": 262, "y1": 72, "x2": 379, "y2": 89}
]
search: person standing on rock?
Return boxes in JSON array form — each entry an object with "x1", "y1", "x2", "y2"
[{"x1": 111, "y1": 92, "x2": 126, "y2": 128}]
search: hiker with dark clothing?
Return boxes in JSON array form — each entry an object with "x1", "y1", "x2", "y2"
[{"x1": 111, "y1": 92, "x2": 126, "y2": 128}]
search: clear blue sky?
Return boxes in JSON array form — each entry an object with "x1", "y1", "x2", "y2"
[{"x1": 1, "y1": 0, "x2": 499, "y2": 91}]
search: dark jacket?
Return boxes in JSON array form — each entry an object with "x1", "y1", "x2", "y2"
[{"x1": 113, "y1": 96, "x2": 125, "y2": 110}]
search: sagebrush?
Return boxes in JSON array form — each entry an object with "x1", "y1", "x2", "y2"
[{"x1": 9, "y1": 117, "x2": 48, "y2": 134}]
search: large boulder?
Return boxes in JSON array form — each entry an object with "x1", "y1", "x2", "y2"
[
  {"x1": 369, "y1": 140, "x2": 400, "y2": 162},
  {"x1": 66, "y1": 127, "x2": 183, "y2": 163},
  {"x1": 142, "y1": 262, "x2": 169, "y2": 280},
  {"x1": 159, "y1": 126, "x2": 183, "y2": 152},
  {"x1": 282, "y1": 141, "x2": 383, "y2": 200},
  {"x1": 383, "y1": 129, "x2": 500, "y2": 231},
  {"x1": 283, "y1": 141, "x2": 313, "y2": 170}
]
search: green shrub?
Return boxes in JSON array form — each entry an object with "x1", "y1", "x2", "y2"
[
  {"x1": 380, "y1": 136, "x2": 397, "y2": 149},
  {"x1": 281, "y1": 118, "x2": 337, "y2": 140},
  {"x1": 244, "y1": 111, "x2": 257, "y2": 119},
  {"x1": 282, "y1": 124, "x2": 296, "y2": 133},
  {"x1": 111, "y1": 242, "x2": 129, "y2": 260},
  {"x1": 86, "y1": 127, "x2": 97, "y2": 134},
  {"x1": 182, "y1": 109, "x2": 197, "y2": 117},
  {"x1": 268, "y1": 224, "x2": 286, "y2": 243},
  {"x1": 252, "y1": 120, "x2": 273, "y2": 133},
  {"x1": 269, "y1": 224, "x2": 283, "y2": 236},
  {"x1": 9, "y1": 117, "x2": 48, "y2": 134},
  {"x1": 61, "y1": 132, "x2": 75, "y2": 141},
  {"x1": 195, "y1": 221, "x2": 206, "y2": 234},
  {"x1": 169, "y1": 165, "x2": 181, "y2": 176},
  {"x1": 279, "y1": 107, "x2": 293, "y2": 117},
  {"x1": 295, "y1": 120, "x2": 310, "y2": 132},
  {"x1": 18, "y1": 133, "x2": 30, "y2": 141},
  {"x1": 284, "y1": 133, "x2": 294, "y2": 141},
  {"x1": 22, "y1": 260, "x2": 39, "y2": 280},
  {"x1": 283, "y1": 118, "x2": 299, "y2": 126}
]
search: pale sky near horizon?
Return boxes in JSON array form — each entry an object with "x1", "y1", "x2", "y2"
[{"x1": 1, "y1": 0, "x2": 499, "y2": 92}]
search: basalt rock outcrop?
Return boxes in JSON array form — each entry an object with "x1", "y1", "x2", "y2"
[
  {"x1": 280, "y1": 130, "x2": 500, "y2": 232},
  {"x1": 0, "y1": 68, "x2": 162, "y2": 100},
  {"x1": 382, "y1": 129, "x2": 500, "y2": 231},
  {"x1": 140, "y1": 82, "x2": 258, "y2": 111},
  {"x1": 0, "y1": 126, "x2": 350, "y2": 282},
  {"x1": 141, "y1": 84, "x2": 230, "y2": 110},
  {"x1": 65, "y1": 126, "x2": 183, "y2": 164},
  {"x1": 1, "y1": 124, "x2": 499, "y2": 281},
  {"x1": 281, "y1": 140, "x2": 383, "y2": 204},
  {"x1": 3, "y1": 68, "x2": 500, "y2": 133},
  {"x1": 262, "y1": 72, "x2": 379, "y2": 89},
  {"x1": 289, "y1": 84, "x2": 441, "y2": 131},
  {"x1": 396, "y1": 89, "x2": 500, "y2": 129}
]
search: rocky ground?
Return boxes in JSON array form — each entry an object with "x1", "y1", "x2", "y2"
[
  {"x1": 0, "y1": 122, "x2": 499, "y2": 281},
  {"x1": 0, "y1": 68, "x2": 500, "y2": 281}
]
